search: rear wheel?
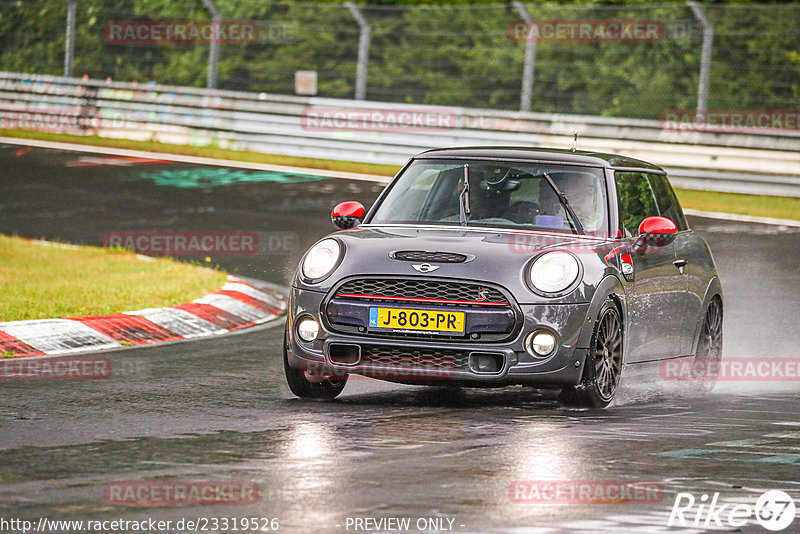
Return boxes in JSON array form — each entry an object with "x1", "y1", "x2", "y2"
[
  {"x1": 559, "y1": 300, "x2": 623, "y2": 408},
  {"x1": 693, "y1": 296, "x2": 723, "y2": 391},
  {"x1": 283, "y1": 324, "x2": 347, "y2": 400}
]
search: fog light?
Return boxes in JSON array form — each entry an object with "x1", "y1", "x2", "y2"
[
  {"x1": 297, "y1": 317, "x2": 319, "y2": 342},
  {"x1": 527, "y1": 330, "x2": 556, "y2": 357}
]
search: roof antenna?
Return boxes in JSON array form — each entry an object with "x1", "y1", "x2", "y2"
[{"x1": 571, "y1": 130, "x2": 578, "y2": 152}]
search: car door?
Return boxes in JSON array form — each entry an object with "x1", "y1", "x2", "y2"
[
  {"x1": 615, "y1": 171, "x2": 684, "y2": 362},
  {"x1": 647, "y1": 173, "x2": 703, "y2": 357}
]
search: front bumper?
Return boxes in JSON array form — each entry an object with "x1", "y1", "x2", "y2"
[{"x1": 286, "y1": 287, "x2": 590, "y2": 387}]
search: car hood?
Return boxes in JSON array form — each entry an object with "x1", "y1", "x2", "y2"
[{"x1": 296, "y1": 225, "x2": 613, "y2": 304}]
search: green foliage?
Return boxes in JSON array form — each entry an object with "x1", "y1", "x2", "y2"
[
  {"x1": 616, "y1": 172, "x2": 658, "y2": 235},
  {"x1": 0, "y1": 1, "x2": 797, "y2": 118}
]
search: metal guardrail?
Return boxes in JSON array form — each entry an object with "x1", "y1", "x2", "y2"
[{"x1": 1, "y1": 71, "x2": 799, "y2": 196}]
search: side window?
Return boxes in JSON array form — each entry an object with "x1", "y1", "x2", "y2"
[
  {"x1": 614, "y1": 172, "x2": 659, "y2": 237},
  {"x1": 647, "y1": 174, "x2": 689, "y2": 231}
]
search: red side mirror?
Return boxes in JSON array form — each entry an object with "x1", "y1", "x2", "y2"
[
  {"x1": 633, "y1": 216, "x2": 678, "y2": 254},
  {"x1": 638, "y1": 216, "x2": 678, "y2": 235},
  {"x1": 331, "y1": 201, "x2": 365, "y2": 230}
]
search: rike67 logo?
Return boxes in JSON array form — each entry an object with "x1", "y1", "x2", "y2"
[{"x1": 668, "y1": 490, "x2": 796, "y2": 531}]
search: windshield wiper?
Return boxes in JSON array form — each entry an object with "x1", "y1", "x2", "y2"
[
  {"x1": 459, "y1": 164, "x2": 470, "y2": 226},
  {"x1": 542, "y1": 171, "x2": 585, "y2": 235}
]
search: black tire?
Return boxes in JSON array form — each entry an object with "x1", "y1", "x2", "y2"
[
  {"x1": 692, "y1": 296, "x2": 723, "y2": 392},
  {"x1": 559, "y1": 299, "x2": 623, "y2": 408},
  {"x1": 283, "y1": 324, "x2": 347, "y2": 400}
]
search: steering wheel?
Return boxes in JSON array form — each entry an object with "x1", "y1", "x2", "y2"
[{"x1": 502, "y1": 201, "x2": 540, "y2": 224}]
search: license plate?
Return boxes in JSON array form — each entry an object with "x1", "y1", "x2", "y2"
[{"x1": 368, "y1": 307, "x2": 465, "y2": 334}]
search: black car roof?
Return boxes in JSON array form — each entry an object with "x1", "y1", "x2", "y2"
[{"x1": 415, "y1": 146, "x2": 665, "y2": 173}]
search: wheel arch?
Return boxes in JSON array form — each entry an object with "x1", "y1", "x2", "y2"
[
  {"x1": 576, "y1": 274, "x2": 627, "y2": 361},
  {"x1": 689, "y1": 276, "x2": 723, "y2": 356}
]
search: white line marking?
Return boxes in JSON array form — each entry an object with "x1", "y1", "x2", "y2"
[
  {"x1": 8, "y1": 138, "x2": 798, "y2": 228},
  {"x1": 684, "y1": 208, "x2": 800, "y2": 227},
  {"x1": 0, "y1": 136, "x2": 392, "y2": 183},
  {"x1": 29, "y1": 239, "x2": 80, "y2": 250}
]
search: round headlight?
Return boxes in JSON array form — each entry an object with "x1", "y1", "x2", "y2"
[
  {"x1": 302, "y1": 239, "x2": 341, "y2": 281},
  {"x1": 528, "y1": 251, "x2": 581, "y2": 294},
  {"x1": 297, "y1": 316, "x2": 320, "y2": 342}
]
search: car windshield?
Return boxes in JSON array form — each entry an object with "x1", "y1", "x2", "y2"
[{"x1": 368, "y1": 159, "x2": 608, "y2": 234}]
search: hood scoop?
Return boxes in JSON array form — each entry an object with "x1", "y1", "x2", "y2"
[{"x1": 390, "y1": 250, "x2": 470, "y2": 263}]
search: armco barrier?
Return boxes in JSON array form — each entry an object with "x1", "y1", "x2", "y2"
[{"x1": 1, "y1": 71, "x2": 799, "y2": 196}]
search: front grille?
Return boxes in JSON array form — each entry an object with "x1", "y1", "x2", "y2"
[
  {"x1": 335, "y1": 278, "x2": 509, "y2": 307},
  {"x1": 359, "y1": 344, "x2": 470, "y2": 370},
  {"x1": 392, "y1": 251, "x2": 467, "y2": 263}
]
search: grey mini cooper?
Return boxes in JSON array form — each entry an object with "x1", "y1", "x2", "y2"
[{"x1": 283, "y1": 147, "x2": 722, "y2": 407}]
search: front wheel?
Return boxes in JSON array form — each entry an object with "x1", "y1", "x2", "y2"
[
  {"x1": 283, "y1": 325, "x2": 347, "y2": 400},
  {"x1": 559, "y1": 300, "x2": 623, "y2": 408},
  {"x1": 693, "y1": 296, "x2": 723, "y2": 392}
]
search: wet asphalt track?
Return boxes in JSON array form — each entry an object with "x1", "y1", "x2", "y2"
[{"x1": 1, "y1": 144, "x2": 799, "y2": 533}]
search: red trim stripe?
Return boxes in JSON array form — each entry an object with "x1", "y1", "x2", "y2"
[{"x1": 334, "y1": 293, "x2": 508, "y2": 307}]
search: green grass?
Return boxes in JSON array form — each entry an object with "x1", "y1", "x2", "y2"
[
  {"x1": 0, "y1": 235, "x2": 228, "y2": 322},
  {"x1": 2, "y1": 129, "x2": 797, "y2": 220},
  {"x1": 675, "y1": 188, "x2": 800, "y2": 221}
]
